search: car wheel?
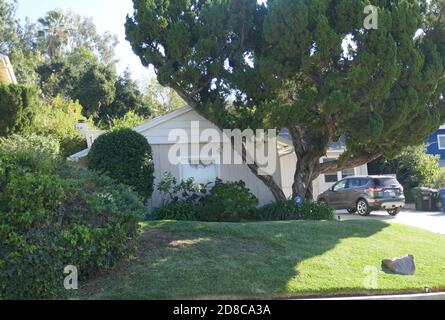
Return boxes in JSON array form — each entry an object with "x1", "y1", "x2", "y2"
[
  {"x1": 347, "y1": 208, "x2": 357, "y2": 214},
  {"x1": 387, "y1": 208, "x2": 401, "y2": 216},
  {"x1": 356, "y1": 199, "x2": 370, "y2": 216}
]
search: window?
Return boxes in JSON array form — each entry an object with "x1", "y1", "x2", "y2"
[
  {"x1": 323, "y1": 158, "x2": 338, "y2": 183},
  {"x1": 349, "y1": 178, "x2": 361, "y2": 188},
  {"x1": 438, "y1": 135, "x2": 445, "y2": 150},
  {"x1": 373, "y1": 178, "x2": 399, "y2": 187},
  {"x1": 359, "y1": 178, "x2": 370, "y2": 187},
  {"x1": 342, "y1": 167, "x2": 355, "y2": 179},
  {"x1": 333, "y1": 180, "x2": 347, "y2": 191},
  {"x1": 180, "y1": 159, "x2": 218, "y2": 184}
]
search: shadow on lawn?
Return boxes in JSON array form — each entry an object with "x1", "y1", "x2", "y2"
[{"x1": 80, "y1": 220, "x2": 390, "y2": 299}]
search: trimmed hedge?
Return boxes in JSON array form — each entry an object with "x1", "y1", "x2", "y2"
[
  {"x1": 152, "y1": 176, "x2": 259, "y2": 222},
  {"x1": 0, "y1": 144, "x2": 145, "y2": 299},
  {"x1": 152, "y1": 201, "x2": 200, "y2": 221},
  {"x1": 152, "y1": 174, "x2": 333, "y2": 222},
  {"x1": 256, "y1": 200, "x2": 334, "y2": 221},
  {"x1": 88, "y1": 129, "x2": 155, "y2": 200}
]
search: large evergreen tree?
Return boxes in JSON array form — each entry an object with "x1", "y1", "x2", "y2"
[
  {"x1": 126, "y1": 0, "x2": 445, "y2": 200},
  {"x1": 99, "y1": 70, "x2": 151, "y2": 125},
  {"x1": 0, "y1": 83, "x2": 38, "y2": 137}
]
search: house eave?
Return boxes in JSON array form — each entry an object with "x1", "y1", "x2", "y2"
[{"x1": 0, "y1": 54, "x2": 17, "y2": 85}]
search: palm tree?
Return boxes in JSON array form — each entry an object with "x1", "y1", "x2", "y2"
[{"x1": 37, "y1": 9, "x2": 73, "y2": 58}]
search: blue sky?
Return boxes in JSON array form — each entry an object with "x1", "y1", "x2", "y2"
[{"x1": 16, "y1": 0, "x2": 153, "y2": 84}]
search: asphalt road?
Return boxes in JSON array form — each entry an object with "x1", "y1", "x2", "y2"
[{"x1": 336, "y1": 207, "x2": 445, "y2": 234}]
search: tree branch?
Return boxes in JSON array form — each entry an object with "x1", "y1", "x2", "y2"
[{"x1": 318, "y1": 151, "x2": 383, "y2": 174}]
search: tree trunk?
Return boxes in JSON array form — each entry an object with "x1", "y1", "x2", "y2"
[
  {"x1": 292, "y1": 152, "x2": 320, "y2": 201},
  {"x1": 289, "y1": 124, "x2": 383, "y2": 201},
  {"x1": 289, "y1": 126, "x2": 330, "y2": 201}
]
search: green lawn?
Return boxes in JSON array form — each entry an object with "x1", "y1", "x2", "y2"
[{"x1": 79, "y1": 220, "x2": 445, "y2": 299}]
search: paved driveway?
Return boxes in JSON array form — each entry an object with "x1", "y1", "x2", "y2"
[{"x1": 336, "y1": 208, "x2": 445, "y2": 234}]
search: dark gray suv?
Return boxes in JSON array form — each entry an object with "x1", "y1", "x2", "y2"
[{"x1": 317, "y1": 176, "x2": 405, "y2": 216}]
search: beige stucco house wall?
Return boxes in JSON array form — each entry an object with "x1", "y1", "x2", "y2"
[
  {"x1": 69, "y1": 106, "x2": 368, "y2": 207},
  {"x1": 0, "y1": 54, "x2": 17, "y2": 85}
]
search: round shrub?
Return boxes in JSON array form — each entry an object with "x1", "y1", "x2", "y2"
[
  {"x1": 88, "y1": 129, "x2": 154, "y2": 199},
  {"x1": 0, "y1": 147, "x2": 145, "y2": 299},
  {"x1": 197, "y1": 179, "x2": 259, "y2": 222}
]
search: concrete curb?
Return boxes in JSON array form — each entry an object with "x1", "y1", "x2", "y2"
[{"x1": 300, "y1": 292, "x2": 445, "y2": 300}]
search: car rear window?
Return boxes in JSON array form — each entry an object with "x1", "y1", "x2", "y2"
[{"x1": 373, "y1": 178, "x2": 399, "y2": 187}]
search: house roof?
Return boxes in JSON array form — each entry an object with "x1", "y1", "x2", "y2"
[
  {"x1": 67, "y1": 106, "x2": 343, "y2": 161},
  {"x1": 133, "y1": 105, "x2": 193, "y2": 134},
  {"x1": 0, "y1": 54, "x2": 17, "y2": 85},
  {"x1": 67, "y1": 148, "x2": 91, "y2": 162}
]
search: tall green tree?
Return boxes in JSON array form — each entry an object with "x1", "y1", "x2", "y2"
[
  {"x1": 0, "y1": 0, "x2": 19, "y2": 53},
  {"x1": 0, "y1": 83, "x2": 38, "y2": 137},
  {"x1": 126, "y1": 0, "x2": 445, "y2": 200},
  {"x1": 36, "y1": 9, "x2": 118, "y2": 63},
  {"x1": 37, "y1": 9, "x2": 72, "y2": 59},
  {"x1": 99, "y1": 70, "x2": 150, "y2": 126},
  {"x1": 368, "y1": 145, "x2": 445, "y2": 201},
  {"x1": 37, "y1": 48, "x2": 116, "y2": 119}
]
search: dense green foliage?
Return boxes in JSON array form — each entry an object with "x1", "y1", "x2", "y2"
[
  {"x1": 0, "y1": 133, "x2": 60, "y2": 156},
  {"x1": 144, "y1": 79, "x2": 185, "y2": 117},
  {"x1": 126, "y1": 0, "x2": 445, "y2": 200},
  {"x1": 30, "y1": 95, "x2": 87, "y2": 157},
  {"x1": 152, "y1": 201, "x2": 201, "y2": 222},
  {"x1": 257, "y1": 200, "x2": 334, "y2": 221},
  {"x1": 1, "y1": 1, "x2": 172, "y2": 128},
  {"x1": 0, "y1": 143, "x2": 145, "y2": 299},
  {"x1": 198, "y1": 179, "x2": 259, "y2": 222},
  {"x1": 0, "y1": 0, "x2": 18, "y2": 53},
  {"x1": 368, "y1": 145, "x2": 445, "y2": 201},
  {"x1": 153, "y1": 175, "x2": 331, "y2": 222},
  {"x1": 88, "y1": 129, "x2": 155, "y2": 200},
  {"x1": 150, "y1": 172, "x2": 207, "y2": 220},
  {"x1": 37, "y1": 48, "x2": 117, "y2": 119},
  {"x1": 153, "y1": 175, "x2": 258, "y2": 222},
  {"x1": 101, "y1": 71, "x2": 150, "y2": 126},
  {"x1": 0, "y1": 83, "x2": 38, "y2": 137},
  {"x1": 108, "y1": 111, "x2": 146, "y2": 131}
]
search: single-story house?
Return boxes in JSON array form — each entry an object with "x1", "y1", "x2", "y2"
[
  {"x1": 0, "y1": 54, "x2": 17, "y2": 85},
  {"x1": 427, "y1": 125, "x2": 445, "y2": 167},
  {"x1": 68, "y1": 106, "x2": 368, "y2": 207}
]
